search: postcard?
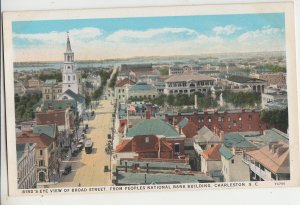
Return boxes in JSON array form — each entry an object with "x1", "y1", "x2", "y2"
[{"x1": 2, "y1": 1, "x2": 300, "y2": 199}]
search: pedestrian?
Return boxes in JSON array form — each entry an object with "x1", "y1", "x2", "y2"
[{"x1": 78, "y1": 183, "x2": 81, "y2": 187}]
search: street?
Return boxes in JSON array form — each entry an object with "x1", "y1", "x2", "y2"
[{"x1": 51, "y1": 100, "x2": 114, "y2": 187}]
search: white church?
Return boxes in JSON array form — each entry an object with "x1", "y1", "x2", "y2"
[{"x1": 58, "y1": 33, "x2": 86, "y2": 117}]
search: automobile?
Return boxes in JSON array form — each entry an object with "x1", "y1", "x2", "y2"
[
  {"x1": 62, "y1": 165, "x2": 72, "y2": 175},
  {"x1": 77, "y1": 143, "x2": 84, "y2": 151},
  {"x1": 91, "y1": 111, "x2": 95, "y2": 116},
  {"x1": 104, "y1": 165, "x2": 109, "y2": 172},
  {"x1": 85, "y1": 124, "x2": 89, "y2": 129}
]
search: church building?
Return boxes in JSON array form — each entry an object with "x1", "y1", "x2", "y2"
[{"x1": 59, "y1": 33, "x2": 85, "y2": 117}]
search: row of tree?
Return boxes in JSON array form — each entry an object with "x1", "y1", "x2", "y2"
[
  {"x1": 15, "y1": 93, "x2": 42, "y2": 121},
  {"x1": 108, "y1": 70, "x2": 118, "y2": 89},
  {"x1": 92, "y1": 69, "x2": 113, "y2": 100},
  {"x1": 254, "y1": 64, "x2": 286, "y2": 73},
  {"x1": 38, "y1": 72, "x2": 62, "y2": 82},
  {"x1": 260, "y1": 108, "x2": 288, "y2": 132},
  {"x1": 219, "y1": 89, "x2": 261, "y2": 108}
]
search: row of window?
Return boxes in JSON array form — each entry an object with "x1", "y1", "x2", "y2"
[
  {"x1": 44, "y1": 89, "x2": 62, "y2": 93},
  {"x1": 198, "y1": 115, "x2": 253, "y2": 123}
]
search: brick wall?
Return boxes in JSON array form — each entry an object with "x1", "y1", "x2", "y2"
[{"x1": 165, "y1": 110, "x2": 269, "y2": 134}]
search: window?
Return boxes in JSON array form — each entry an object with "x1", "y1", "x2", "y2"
[
  {"x1": 199, "y1": 117, "x2": 204, "y2": 122},
  {"x1": 271, "y1": 173, "x2": 277, "y2": 180},
  {"x1": 249, "y1": 124, "x2": 252, "y2": 129},
  {"x1": 218, "y1": 116, "x2": 222, "y2": 122},
  {"x1": 73, "y1": 75, "x2": 75, "y2": 80},
  {"x1": 233, "y1": 120, "x2": 236, "y2": 126},
  {"x1": 208, "y1": 117, "x2": 211, "y2": 122},
  {"x1": 68, "y1": 66, "x2": 70, "y2": 69},
  {"x1": 231, "y1": 159, "x2": 234, "y2": 164},
  {"x1": 174, "y1": 143, "x2": 180, "y2": 153},
  {"x1": 68, "y1": 85, "x2": 71, "y2": 87},
  {"x1": 39, "y1": 160, "x2": 44, "y2": 166},
  {"x1": 145, "y1": 137, "x2": 149, "y2": 143},
  {"x1": 238, "y1": 115, "x2": 242, "y2": 121},
  {"x1": 40, "y1": 150, "x2": 43, "y2": 156},
  {"x1": 228, "y1": 125, "x2": 231, "y2": 129},
  {"x1": 248, "y1": 115, "x2": 252, "y2": 121},
  {"x1": 228, "y1": 116, "x2": 231, "y2": 122},
  {"x1": 68, "y1": 75, "x2": 70, "y2": 81}
]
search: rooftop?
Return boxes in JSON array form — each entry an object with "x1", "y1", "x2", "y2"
[
  {"x1": 117, "y1": 172, "x2": 215, "y2": 185},
  {"x1": 246, "y1": 141, "x2": 289, "y2": 174},
  {"x1": 219, "y1": 146, "x2": 234, "y2": 160},
  {"x1": 227, "y1": 75, "x2": 266, "y2": 84},
  {"x1": 195, "y1": 126, "x2": 222, "y2": 144},
  {"x1": 128, "y1": 82, "x2": 156, "y2": 92},
  {"x1": 16, "y1": 143, "x2": 35, "y2": 161},
  {"x1": 202, "y1": 144, "x2": 222, "y2": 161},
  {"x1": 126, "y1": 119, "x2": 180, "y2": 138},
  {"x1": 224, "y1": 133, "x2": 256, "y2": 149},
  {"x1": 32, "y1": 124, "x2": 56, "y2": 138},
  {"x1": 63, "y1": 89, "x2": 85, "y2": 103},
  {"x1": 165, "y1": 73, "x2": 214, "y2": 82}
]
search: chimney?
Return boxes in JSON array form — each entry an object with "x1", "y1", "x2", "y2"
[
  {"x1": 219, "y1": 130, "x2": 225, "y2": 140},
  {"x1": 277, "y1": 146, "x2": 288, "y2": 157},
  {"x1": 146, "y1": 110, "x2": 151, "y2": 119}
]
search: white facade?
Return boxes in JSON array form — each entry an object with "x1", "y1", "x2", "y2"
[
  {"x1": 221, "y1": 154, "x2": 250, "y2": 182},
  {"x1": 62, "y1": 33, "x2": 81, "y2": 94},
  {"x1": 200, "y1": 156, "x2": 222, "y2": 173},
  {"x1": 164, "y1": 73, "x2": 215, "y2": 96},
  {"x1": 17, "y1": 143, "x2": 37, "y2": 189}
]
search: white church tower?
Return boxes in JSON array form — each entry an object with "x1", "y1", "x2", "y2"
[{"x1": 62, "y1": 32, "x2": 80, "y2": 94}]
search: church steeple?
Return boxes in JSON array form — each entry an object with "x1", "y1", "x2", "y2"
[{"x1": 66, "y1": 32, "x2": 72, "y2": 53}]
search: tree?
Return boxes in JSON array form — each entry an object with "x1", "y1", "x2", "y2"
[{"x1": 167, "y1": 95, "x2": 175, "y2": 106}]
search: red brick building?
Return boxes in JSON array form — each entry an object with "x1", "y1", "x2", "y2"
[{"x1": 165, "y1": 109, "x2": 269, "y2": 135}]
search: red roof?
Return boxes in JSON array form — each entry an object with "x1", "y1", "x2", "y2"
[
  {"x1": 116, "y1": 78, "x2": 135, "y2": 87},
  {"x1": 36, "y1": 110, "x2": 66, "y2": 126},
  {"x1": 182, "y1": 120, "x2": 198, "y2": 138},
  {"x1": 202, "y1": 144, "x2": 222, "y2": 161},
  {"x1": 16, "y1": 132, "x2": 54, "y2": 148}
]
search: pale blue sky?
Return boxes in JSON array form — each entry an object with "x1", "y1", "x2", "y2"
[{"x1": 12, "y1": 13, "x2": 285, "y2": 61}]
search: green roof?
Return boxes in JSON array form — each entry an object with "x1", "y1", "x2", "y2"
[
  {"x1": 41, "y1": 100, "x2": 77, "y2": 112},
  {"x1": 16, "y1": 143, "x2": 35, "y2": 161},
  {"x1": 33, "y1": 124, "x2": 56, "y2": 138},
  {"x1": 224, "y1": 133, "x2": 256, "y2": 149},
  {"x1": 128, "y1": 82, "x2": 156, "y2": 92},
  {"x1": 126, "y1": 119, "x2": 180, "y2": 138},
  {"x1": 64, "y1": 89, "x2": 85, "y2": 103},
  {"x1": 219, "y1": 146, "x2": 234, "y2": 160},
  {"x1": 178, "y1": 117, "x2": 189, "y2": 128},
  {"x1": 227, "y1": 75, "x2": 265, "y2": 84}
]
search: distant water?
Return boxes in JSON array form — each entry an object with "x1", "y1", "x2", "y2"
[{"x1": 14, "y1": 62, "x2": 117, "y2": 72}]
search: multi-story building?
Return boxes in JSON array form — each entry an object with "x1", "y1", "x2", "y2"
[
  {"x1": 225, "y1": 75, "x2": 267, "y2": 93},
  {"x1": 115, "y1": 78, "x2": 135, "y2": 102},
  {"x1": 165, "y1": 109, "x2": 269, "y2": 134},
  {"x1": 16, "y1": 143, "x2": 37, "y2": 189},
  {"x1": 116, "y1": 119, "x2": 186, "y2": 159},
  {"x1": 261, "y1": 90, "x2": 287, "y2": 109},
  {"x1": 42, "y1": 80, "x2": 62, "y2": 100},
  {"x1": 27, "y1": 78, "x2": 41, "y2": 88},
  {"x1": 249, "y1": 72, "x2": 286, "y2": 88},
  {"x1": 128, "y1": 82, "x2": 159, "y2": 100},
  {"x1": 16, "y1": 130, "x2": 58, "y2": 184},
  {"x1": 200, "y1": 144, "x2": 222, "y2": 173},
  {"x1": 243, "y1": 141, "x2": 290, "y2": 181},
  {"x1": 219, "y1": 145, "x2": 250, "y2": 182},
  {"x1": 14, "y1": 81, "x2": 26, "y2": 96},
  {"x1": 168, "y1": 64, "x2": 205, "y2": 75},
  {"x1": 164, "y1": 73, "x2": 215, "y2": 96}
]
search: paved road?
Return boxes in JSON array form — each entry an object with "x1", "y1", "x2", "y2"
[{"x1": 51, "y1": 100, "x2": 114, "y2": 187}]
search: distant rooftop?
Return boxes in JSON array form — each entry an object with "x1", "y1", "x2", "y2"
[{"x1": 128, "y1": 82, "x2": 157, "y2": 92}]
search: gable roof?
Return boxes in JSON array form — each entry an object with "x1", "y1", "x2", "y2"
[
  {"x1": 246, "y1": 141, "x2": 289, "y2": 174},
  {"x1": 178, "y1": 117, "x2": 189, "y2": 128},
  {"x1": 17, "y1": 132, "x2": 54, "y2": 148},
  {"x1": 35, "y1": 99, "x2": 77, "y2": 112},
  {"x1": 63, "y1": 89, "x2": 85, "y2": 103},
  {"x1": 219, "y1": 146, "x2": 234, "y2": 160},
  {"x1": 116, "y1": 78, "x2": 135, "y2": 87},
  {"x1": 126, "y1": 119, "x2": 180, "y2": 138},
  {"x1": 36, "y1": 110, "x2": 66, "y2": 126},
  {"x1": 224, "y1": 133, "x2": 256, "y2": 149},
  {"x1": 32, "y1": 124, "x2": 56, "y2": 138},
  {"x1": 194, "y1": 126, "x2": 221, "y2": 143},
  {"x1": 202, "y1": 144, "x2": 222, "y2": 161}
]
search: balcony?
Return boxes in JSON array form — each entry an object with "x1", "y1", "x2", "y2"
[{"x1": 243, "y1": 159, "x2": 267, "y2": 180}]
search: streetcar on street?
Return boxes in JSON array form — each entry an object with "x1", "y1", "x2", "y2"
[{"x1": 85, "y1": 140, "x2": 93, "y2": 154}]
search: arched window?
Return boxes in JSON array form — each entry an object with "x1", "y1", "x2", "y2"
[
  {"x1": 67, "y1": 55, "x2": 70, "y2": 61},
  {"x1": 68, "y1": 75, "x2": 70, "y2": 81},
  {"x1": 73, "y1": 75, "x2": 75, "y2": 80}
]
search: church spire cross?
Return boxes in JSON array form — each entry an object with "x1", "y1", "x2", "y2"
[{"x1": 66, "y1": 31, "x2": 72, "y2": 52}]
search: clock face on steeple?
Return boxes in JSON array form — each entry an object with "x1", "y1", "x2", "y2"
[{"x1": 62, "y1": 32, "x2": 80, "y2": 94}]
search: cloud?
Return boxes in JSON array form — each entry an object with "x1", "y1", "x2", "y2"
[
  {"x1": 13, "y1": 27, "x2": 102, "y2": 45},
  {"x1": 238, "y1": 26, "x2": 283, "y2": 42},
  {"x1": 213, "y1": 25, "x2": 241, "y2": 35},
  {"x1": 106, "y1": 27, "x2": 198, "y2": 42}
]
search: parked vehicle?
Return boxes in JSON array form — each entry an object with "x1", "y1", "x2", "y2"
[
  {"x1": 62, "y1": 165, "x2": 72, "y2": 175},
  {"x1": 85, "y1": 140, "x2": 93, "y2": 154}
]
